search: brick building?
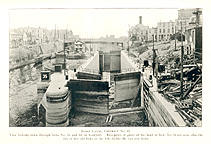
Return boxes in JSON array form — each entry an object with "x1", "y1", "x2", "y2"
[
  {"x1": 156, "y1": 20, "x2": 175, "y2": 41},
  {"x1": 129, "y1": 16, "x2": 149, "y2": 43}
]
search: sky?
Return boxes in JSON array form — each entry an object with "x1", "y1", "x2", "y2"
[{"x1": 9, "y1": 8, "x2": 179, "y2": 38}]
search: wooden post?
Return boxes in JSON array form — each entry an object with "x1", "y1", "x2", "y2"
[
  {"x1": 64, "y1": 34, "x2": 66, "y2": 75},
  {"x1": 152, "y1": 34, "x2": 155, "y2": 76},
  {"x1": 175, "y1": 25, "x2": 177, "y2": 51},
  {"x1": 180, "y1": 22, "x2": 184, "y2": 100}
]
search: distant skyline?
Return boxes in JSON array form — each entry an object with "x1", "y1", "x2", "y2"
[{"x1": 9, "y1": 8, "x2": 179, "y2": 38}]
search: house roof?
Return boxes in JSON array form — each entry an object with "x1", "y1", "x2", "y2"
[
  {"x1": 75, "y1": 40, "x2": 84, "y2": 44},
  {"x1": 130, "y1": 24, "x2": 149, "y2": 32}
]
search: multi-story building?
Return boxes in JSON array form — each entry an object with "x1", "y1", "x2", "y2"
[
  {"x1": 147, "y1": 27, "x2": 157, "y2": 42},
  {"x1": 129, "y1": 16, "x2": 149, "y2": 43},
  {"x1": 184, "y1": 9, "x2": 202, "y2": 63},
  {"x1": 15, "y1": 27, "x2": 49, "y2": 44},
  {"x1": 175, "y1": 8, "x2": 196, "y2": 33},
  {"x1": 156, "y1": 20, "x2": 175, "y2": 41},
  {"x1": 9, "y1": 30, "x2": 20, "y2": 48}
]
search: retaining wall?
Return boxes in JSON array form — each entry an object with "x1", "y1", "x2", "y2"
[{"x1": 143, "y1": 79, "x2": 186, "y2": 127}]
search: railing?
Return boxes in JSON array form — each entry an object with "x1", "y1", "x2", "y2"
[
  {"x1": 78, "y1": 67, "x2": 99, "y2": 75},
  {"x1": 120, "y1": 68, "x2": 140, "y2": 73}
]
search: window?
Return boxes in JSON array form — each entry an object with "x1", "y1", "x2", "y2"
[
  {"x1": 168, "y1": 29, "x2": 170, "y2": 33},
  {"x1": 160, "y1": 29, "x2": 161, "y2": 33},
  {"x1": 163, "y1": 29, "x2": 165, "y2": 33},
  {"x1": 163, "y1": 23, "x2": 165, "y2": 27},
  {"x1": 172, "y1": 28, "x2": 174, "y2": 33}
]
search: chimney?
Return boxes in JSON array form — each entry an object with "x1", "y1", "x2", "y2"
[{"x1": 139, "y1": 16, "x2": 142, "y2": 24}]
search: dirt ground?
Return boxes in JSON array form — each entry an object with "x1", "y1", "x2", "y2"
[
  {"x1": 9, "y1": 59, "x2": 87, "y2": 127},
  {"x1": 69, "y1": 110, "x2": 148, "y2": 127}
]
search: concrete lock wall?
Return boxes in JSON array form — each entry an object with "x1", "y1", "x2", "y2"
[
  {"x1": 114, "y1": 72, "x2": 141, "y2": 102},
  {"x1": 67, "y1": 79, "x2": 109, "y2": 114},
  {"x1": 37, "y1": 82, "x2": 49, "y2": 106},
  {"x1": 121, "y1": 51, "x2": 135, "y2": 71},
  {"x1": 85, "y1": 52, "x2": 99, "y2": 71},
  {"x1": 45, "y1": 83, "x2": 70, "y2": 127}
]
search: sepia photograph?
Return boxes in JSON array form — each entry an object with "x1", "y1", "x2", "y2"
[{"x1": 8, "y1": 8, "x2": 203, "y2": 128}]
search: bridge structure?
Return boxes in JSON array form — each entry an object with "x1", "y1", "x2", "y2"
[{"x1": 80, "y1": 38, "x2": 126, "y2": 47}]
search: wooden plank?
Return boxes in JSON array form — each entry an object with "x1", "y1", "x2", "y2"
[
  {"x1": 115, "y1": 88, "x2": 139, "y2": 102},
  {"x1": 114, "y1": 72, "x2": 140, "y2": 81},
  {"x1": 76, "y1": 72, "x2": 101, "y2": 80},
  {"x1": 109, "y1": 107, "x2": 144, "y2": 114},
  {"x1": 74, "y1": 97, "x2": 108, "y2": 103},
  {"x1": 148, "y1": 91, "x2": 184, "y2": 126},
  {"x1": 75, "y1": 91, "x2": 109, "y2": 96},
  {"x1": 67, "y1": 79, "x2": 109, "y2": 91},
  {"x1": 74, "y1": 99, "x2": 108, "y2": 107},
  {"x1": 75, "y1": 107, "x2": 109, "y2": 114},
  {"x1": 111, "y1": 110, "x2": 143, "y2": 116},
  {"x1": 115, "y1": 82, "x2": 139, "y2": 89}
]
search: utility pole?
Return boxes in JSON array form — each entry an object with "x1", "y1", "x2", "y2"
[
  {"x1": 128, "y1": 24, "x2": 130, "y2": 56},
  {"x1": 152, "y1": 34, "x2": 155, "y2": 76},
  {"x1": 54, "y1": 25, "x2": 57, "y2": 53},
  {"x1": 63, "y1": 34, "x2": 66, "y2": 74},
  {"x1": 155, "y1": 49, "x2": 158, "y2": 90},
  {"x1": 128, "y1": 37, "x2": 130, "y2": 56},
  {"x1": 175, "y1": 25, "x2": 177, "y2": 51},
  {"x1": 90, "y1": 37, "x2": 92, "y2": 53},
  {"x1": 180, "y1": 22, "x2": 184, "y2": 100}
]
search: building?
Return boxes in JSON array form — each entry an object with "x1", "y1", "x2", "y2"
[
  {"x1": 156, "y1": 20, "x2": 175, "y2": 41},
  {"x1": 15, "y1": 27, "x2": 49, "y2": 44},
  {"x1": 184, "y1": 26, "x2": 202, "y2": 63},
  {"x1": 129, "y1": 16, "x2": 149, "y2": 43},
  {"x1": 184, "y1": 9, "x2": 202, "y2": 63},
  {"x1": 175, "y1": 9, "x2": 196, "y2": 33},
  {"x1": 74, "y1": 40, "x2": 85, "y2": 52},
  {"x1": 9, "y1": 30, "x2": 20, "y2": 48}
]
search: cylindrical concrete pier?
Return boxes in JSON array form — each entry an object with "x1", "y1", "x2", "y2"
[{"x1": 45, "y1": 85, "x2": 69, "y2": 127}]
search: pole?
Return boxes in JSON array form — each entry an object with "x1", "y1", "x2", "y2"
[
  {"x1": 54, "y1": 25, "x2": 57, "y2": 53},
  {"x1": 90, "y1": 37, "x2": 91, "y2": 54},
  {"x1": 128, "y1": 39, "x2": 130, "y2": 56},
  {"x1": 152, "y1": 34, "x2": 155, "y2": 76},
  {"x1": 180, "y1": 22, "x2": 184, "y2": 100},
  {"x1": 128, "y1": 25, "x2": 130, "y2": 56},
  {"x1": 64, "y1": 34, "x2": 66, "y2": 75},
  {"x1": 175, "y1": 25, "x2": 177, "y2": 51},
  {"x1": 155, "y1": 49, "x2": 158, "y2": 90}
]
